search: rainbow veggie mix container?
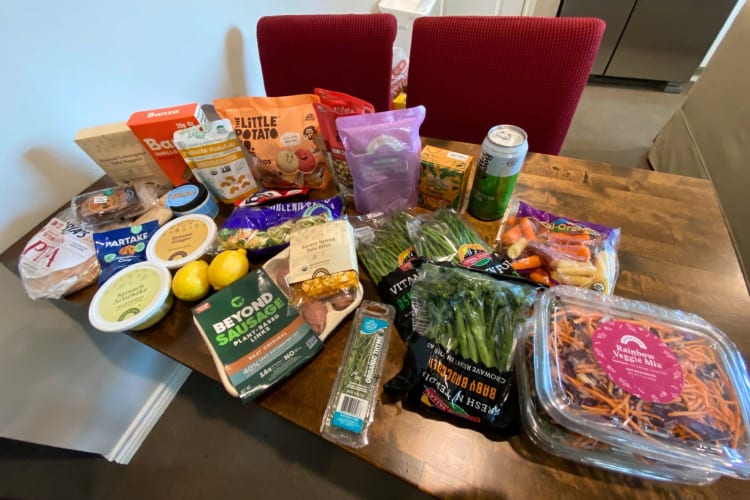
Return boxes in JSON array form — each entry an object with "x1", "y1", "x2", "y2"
[
  {"x1": 516, "y1": 320, "x2": 720, "y2": 484},
  {"x1": 531, "y1": 286, "x2": 750, "y2": 479}
]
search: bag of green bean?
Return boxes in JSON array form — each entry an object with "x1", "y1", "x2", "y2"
[
  {"x1": 384, "y1": 262, "x2": 537, "y2": 437},
  {"x1": 351, "y1": 210, "x2": 419, "y2": 341}
]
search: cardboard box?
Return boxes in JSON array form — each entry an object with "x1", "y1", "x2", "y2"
[
  {"x1": 74, "y1": 122, "x2": 172, "y2": 188},
  {"x1": 127, "y1": 103, "x2": 206, "y2": 186},
  {"x1": 418, "y1": 145, "x2": 474, "y2": 211}
]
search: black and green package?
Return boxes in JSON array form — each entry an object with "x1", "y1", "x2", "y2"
[
  {"x1": 192, "y1": 269, "x2": 322, "y2": 401},
  {"x1": 384, "y1": 263, "x2": 537, "y2": 438},
  {"x1": 93, "y1": 220, "x2": 159, "y2": 284}
]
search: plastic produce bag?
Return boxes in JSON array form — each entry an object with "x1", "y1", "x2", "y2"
[
  {"x1": 337, "y1": 106, "x2": 425, "y2": 214},
  {"x1": 384, "y1": 262, "x2": 537, "y2": 438},
  {"x1": 496, "y1": 199, "x2": 621, "y2": 293}
]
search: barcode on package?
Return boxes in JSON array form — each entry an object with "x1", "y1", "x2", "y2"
[{"x1": 332, "y1": 394, "x2": 368, "y2": 433}]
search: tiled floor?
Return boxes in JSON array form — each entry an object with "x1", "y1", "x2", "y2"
[{"x1": 0, "y1": 81, "x2": 688, "y2": 500}]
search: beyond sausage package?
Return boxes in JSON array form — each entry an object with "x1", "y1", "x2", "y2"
[{"x1": 214, "y1": 95, "x2": 331, "y2": 190}]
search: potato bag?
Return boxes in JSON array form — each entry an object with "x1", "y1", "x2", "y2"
[{"x1": 214, "y1": 95, "x2": 330, "y2": 190}]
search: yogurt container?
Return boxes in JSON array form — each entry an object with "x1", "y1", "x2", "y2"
[
  {"x1": 146, "y1": 214, "x2": 217, "y2": 269},
  {"x1": 89, "y1": 261, "x2": 173, "y2": 332},
  {"x1": 165, "y1": 183, "x2": 219, "y2": 219}
]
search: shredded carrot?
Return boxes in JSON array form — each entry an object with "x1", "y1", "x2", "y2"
[{"x1": 548, "y1": 307, "x2": 745, "y2": 453}]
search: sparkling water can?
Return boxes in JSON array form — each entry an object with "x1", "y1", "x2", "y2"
[{"x1": 468, "y1": 125, "x2": 528, "y2": 221}]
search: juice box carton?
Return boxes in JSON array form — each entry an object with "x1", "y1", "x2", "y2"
[
  {"x1": 418, "y1": 145, "x2": 474, "y2": 211},
  {"x1": 127, "y1": 103, "x2": 206, "y2": 186},
  {"x1": 74, "y1": 122, "x2": 172, "y2": 188}
]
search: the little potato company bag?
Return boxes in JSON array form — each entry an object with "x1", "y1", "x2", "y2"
[{"x1": 214, "y1": 95, "x2": 330, "y2": 190}]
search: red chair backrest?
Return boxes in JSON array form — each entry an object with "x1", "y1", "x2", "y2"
[
  {"x1": 257, "y1": 14, "x2": 397, "y2": 112},
  {"x1": 407, "y1": 16, "x2": 605, "y2": 154}
]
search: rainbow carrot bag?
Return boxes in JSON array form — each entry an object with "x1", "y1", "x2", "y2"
[
  {"x1": 495, "y1": 199, "x2": 621, "y2": 293},
  {"x1": 214, "y1": 95, "x2": 331, "y2": 190}
]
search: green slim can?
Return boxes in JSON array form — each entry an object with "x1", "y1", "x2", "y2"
[{"x1": 467, "y1": 125, "x2": 528, "y2": 221}]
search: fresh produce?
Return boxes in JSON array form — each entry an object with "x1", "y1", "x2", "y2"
[
  {"x1": 354, "y1": 210, "x2": 415, "y2": 285},
  {"x1": 321, "y1": 301, "x2": 395, "y2": 448},
  {"x1": 172, "y1": 260, "x2": 211, "y2": 301},
  {"x1": 208, "y1": 248, "x2": 249, "y2": 290},
  {"x1": 497, "y1": 200, "x2": 620, "y2": 293},
  {"x1": 409, "y1": 208, "x2": 492, "y2": 264},
  {"x1": 547, "y1": 304, "x2": 746, "y2": 449},
  {"x1": 411, "y1": 263, "x2": 534, "y2": 371}
]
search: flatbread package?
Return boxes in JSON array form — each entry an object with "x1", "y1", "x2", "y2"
[{"x1": 214, "y1": 95, "x2": 330, "y2": 190}]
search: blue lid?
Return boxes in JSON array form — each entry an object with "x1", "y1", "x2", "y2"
[{"x1": 165, "y1": 183, "x2": 206, "y2": 211}]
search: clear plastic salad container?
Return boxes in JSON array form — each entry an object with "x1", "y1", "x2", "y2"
[
  {"x1": 516, "y1": 319, "x2": 719, "y2": 484},
  {"x1": 532, "y1": 286, "x2": 750, "y2": 479}
]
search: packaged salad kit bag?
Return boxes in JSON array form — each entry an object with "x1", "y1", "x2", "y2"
[
  {"x1": 337, "y1": 106, "x2": 425, "y2": 214},
  {"x1": 384, "y1": 262, "x2": 537, "y2": 438},
  {"x1": 214, "y1": 95, "x2": 331, "y2": 190},
  {"x1": 214, "y1": 196, "x2": 345, "y2": 259},
  {"x1": 496, "y1": 199, "x2": 621, "y2": 293},
  {"x1": 531, "y1": 286, "x2": 750, "y2": 479}
]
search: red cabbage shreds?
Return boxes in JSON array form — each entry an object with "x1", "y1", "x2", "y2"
[{"x1": 216, "y1": 196, "x2": 345, "y2": 258}]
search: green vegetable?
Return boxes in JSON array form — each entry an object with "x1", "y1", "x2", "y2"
[
  {"x1": 411, "y1": 263, "x2": 534, "y2": 371},
  {"x1": 354, "y1": 211, "x2": 415, "y2": 285},
  {"x1": 409, "y1": 209, "x2": 493, "y2": 265}
]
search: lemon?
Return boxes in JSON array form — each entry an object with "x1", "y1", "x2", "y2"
[
  {"x1": 172, "y1": 260, "x2": 211, "y2": 302},
  {"x1": 208, "y1": 248, "x2": 249, "y2": 290}
]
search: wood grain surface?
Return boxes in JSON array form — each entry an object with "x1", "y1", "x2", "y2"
[{"x1": 3, "y1": 139, "x2": 750, "y2": 499}]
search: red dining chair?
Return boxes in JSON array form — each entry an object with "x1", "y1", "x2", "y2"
[
  {"x1": 407, "y1": 16, "x2": 605, "y2": 154},
  {"x1": 256, "y1": 14, "x2": 397, "y2": 112}
]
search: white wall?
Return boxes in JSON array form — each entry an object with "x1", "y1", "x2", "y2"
[{"x1": 0, "y1": 0, "x2": 374, "y2": 457}]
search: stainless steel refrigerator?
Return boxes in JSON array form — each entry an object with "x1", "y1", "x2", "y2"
[{"x1": 559, "y1": 0, "x2": 739, "y2": 90}]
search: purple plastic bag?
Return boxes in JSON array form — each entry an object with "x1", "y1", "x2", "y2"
[{"x1": 337, "y1": 106, "x2": 426, "y2": 214}]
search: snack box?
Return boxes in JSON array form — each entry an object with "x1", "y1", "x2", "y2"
[
  {"x1": 531, "y1": 286, "x2": 750, "y2": 479},
  {"x1": 74, "y1": 122, "x2": 172, "y2": 189},
  {"x1": 418, "y1": 145, "x2": 474, "y2": 211},
  {"x1": 127, "y1": 103, "x2": 206, "y2": 187}
]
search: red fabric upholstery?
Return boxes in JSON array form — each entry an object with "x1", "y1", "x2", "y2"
[
  {"x1": 407, "y1": 16, "x2": 605, "y2": 154},
  {"x1": 257, "y1": 14, "x2": 397, "y2": 112}
]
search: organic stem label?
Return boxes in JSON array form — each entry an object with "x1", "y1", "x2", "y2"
[{"x1": 592, "y1": 321, "x2": 684, "y2": 403}]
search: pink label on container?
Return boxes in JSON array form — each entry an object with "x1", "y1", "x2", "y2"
[{"x1": 592, "y1": 320, "x2": 684, "y2": 403}]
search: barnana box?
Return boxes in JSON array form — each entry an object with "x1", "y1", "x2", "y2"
[
  {"x1": 127, "y1": 103, "x2": 206, "y2": 186},
  {"x1": 74, "y1": 122, "x2": 172, "y2": 188},
  {"x1": 418, "y1": 145, "x2": 474, "y2": 211}
]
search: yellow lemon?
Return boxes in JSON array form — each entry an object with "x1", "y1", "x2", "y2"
[
  {"x1": 208, "y1": 248, "x2": 249, "y2": 290},
  {"x1": 172, "y1": 260, "x2": 211, "y2": 302}
]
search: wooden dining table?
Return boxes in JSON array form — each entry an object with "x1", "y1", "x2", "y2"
[{"x1": 3, "y1": 138, "x2": 750, "y2": 498}]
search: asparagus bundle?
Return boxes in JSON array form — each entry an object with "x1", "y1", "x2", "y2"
[{"x1": 411, "y1": 263, "x2": 534, "y2": 371}]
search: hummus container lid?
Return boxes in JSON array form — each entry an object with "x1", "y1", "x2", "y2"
[
  {"x1": 89, "y1": 261, "x2": 172, "y2": 332},
  {"x1": 532, "y1": 286, "x2": 750, "y2": 478},
  {"x1": 515, "y1": 320, "x2": 719, "y2": 485},
  {"x1": 146, "y1": 214, "x2": 217, "y2": 269}
]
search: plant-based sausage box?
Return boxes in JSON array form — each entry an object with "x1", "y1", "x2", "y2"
[{"x1": 418, "y1": 146, "x2": 474, "y2": 211}]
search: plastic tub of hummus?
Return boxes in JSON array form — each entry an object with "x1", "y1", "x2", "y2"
[
  {"x1": 89, "y1": 261, "x2": 173, "y2": 332},
  {"x1": 146, "y1": 213, "x2": 217, "y2": 269}
]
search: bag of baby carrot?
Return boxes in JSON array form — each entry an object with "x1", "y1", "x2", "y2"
[{"x1": 495, "y1": 199, "x2": 621, "y2": 293}]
